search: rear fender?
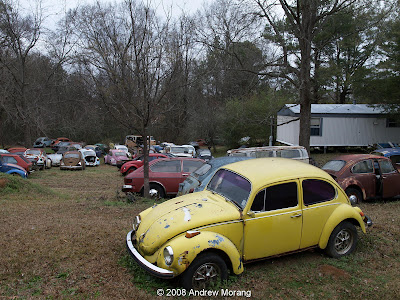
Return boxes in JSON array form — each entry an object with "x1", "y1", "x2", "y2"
[
  {"x1": 155, "y1": 231, "x2": 243, "y2": 276},
  {"x1": 319, "y1": 204, "x2": 365, "y2": 249}
]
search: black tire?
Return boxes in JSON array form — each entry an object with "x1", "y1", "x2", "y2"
[
  {"x1": 149, "y1": 183, "x2": 165, "y2": 198},
  {"x1": 345, "y1": 187, "x2": 363, "y2": 204},
  {"x1": 325, "y1": 221, "x2": 358, "y2": 258},
  {"x1": 181, "y1": 253, "x2": 228, "y2": 290}
]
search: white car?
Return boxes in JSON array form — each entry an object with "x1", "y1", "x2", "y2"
[
  {"x1": 79, "y1": 149, "x2": 100, "y2": 166},
  {"x1": 165, "y1": 145, "x2": 196, "y2": 158},
  {"x1": 47, "y1": 153, "x2": 63, "y2": 166}
]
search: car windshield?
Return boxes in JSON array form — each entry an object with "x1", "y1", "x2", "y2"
[
  {"x1": 115, "y1": 152, "x2": 126, "y2": 157},
  {"x1": 65, "y1": 153, "x2": 80, "y2": 159},
  {"x1": 207, "y1": 169, "x2": 251, "y2": 210},
  {"x1": 170, "y1": 147, "x2": 190, "y2": 153},
  {"x1": 26, "y1": 149, "x2": 41, "y2": 155},
  {"x1": 322, "y1": 160, "x2": 346, "y2": 172}
]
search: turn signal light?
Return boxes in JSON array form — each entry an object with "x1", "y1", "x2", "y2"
[
  {"x1": 185, "y1": 230, "x2": 200, "y2": 238},
  {"x1": 359, "y1": 211, "x2": 365, "y2": 217}
]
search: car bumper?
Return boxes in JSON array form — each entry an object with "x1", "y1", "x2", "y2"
[
  {"x1": 60, "y1": 165, "x2": 84, "y2": 170},
  {"x1": 364, "y1": 214, "x2": 373, "y2": 227},
  {"x1": 122, "y1": 185, "x2": 133, "y2": 192},
  {"x1": 126, "y1": 230, "x2": 174, "y2": 279}
]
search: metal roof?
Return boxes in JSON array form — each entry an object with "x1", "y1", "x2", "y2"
[{"x1": 279, "y1": 104, "x2": 386, "y2": 116}]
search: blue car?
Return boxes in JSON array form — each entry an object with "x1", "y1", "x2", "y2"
[
  {"x1": 371, "y1": 148, "x2": 400, "y2": 169},
  {"x1": 0, "y1": 157, "x2": 28, "y2": 178},
  {"x1": 177, "y1": 156, "x2": 254, "y2": 196}
]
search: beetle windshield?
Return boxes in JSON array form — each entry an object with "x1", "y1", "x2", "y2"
[
  {"x1": 207, "y1": 169, "x2": 251, "y2": 209},
  {"x1": 115, "y1": 152, "x2": 127, "y2": 156},
  {"x1": 322, "y1": 160, "x2": 346, "y2": 172},
  {"x1": 26, "y1": 149, "x2": 41, "y2": 155},
  {"x1": 64, "y1": 153, "x2": 80, "y2": 159}
]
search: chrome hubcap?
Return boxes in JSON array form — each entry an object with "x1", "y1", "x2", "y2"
[
  {"x1": 192, "y1": 263, "x2": 221, "y2": 289},
  {"x1": 334, "y1": 229, "x2": 353, "y2": 254}
]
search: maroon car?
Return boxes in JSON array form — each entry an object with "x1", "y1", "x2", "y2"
[
  {"x1": 0, "y1": 153, "x2": 33, "y2": 173},
  {"x1": 322, "y1": 154, "x2": 400, "y2": 203},
  {"x1": 122, "y1": 157, "x2": 205, "y2": 198}
]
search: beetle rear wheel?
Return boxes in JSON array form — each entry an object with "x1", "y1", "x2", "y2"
[
  {"x1": 326, "y1": 221, "x2": 358, "y2": 258},
  {"x1": 181, "y1": 253, "x2": 228, "y2": 290}
]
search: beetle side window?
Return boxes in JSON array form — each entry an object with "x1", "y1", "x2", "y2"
[
  {"x1": 379, "y1": 160, "x2": 396, "y2": 174},
  {"x1": 151, "y1": 160, "x2": 181, "y2": 173},
  {"x1": 352, "y1": 160, "x2": 373, "y2": 174},
  {"x1": 251, "y1": 182, "x2": 298, "y2": 212},
  {"x1": 302, "y1": 179, "x2": 336, "y2": 205}
]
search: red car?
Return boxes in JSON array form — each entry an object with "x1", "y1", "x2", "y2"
[
  {"x1": 0, "y1": 153, "x2": 33, "y2": 173},
  {"x1": 7, "y1": 147, "x2": 28, "y2": 155},
  {"x1": 122, "y1": 157, "x2": 205, "y2": 198},
  {"x1": 120, "y1": 153, "x2": 169, "y2": 175},
  {"x1": 322, "y1": 154, "x2": 400, "y2": 203}
]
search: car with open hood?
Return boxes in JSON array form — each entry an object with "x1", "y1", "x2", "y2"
[
  {"x1": 322, "y1": 154, "x2": 400, "y2": 204},
  {"x1": 24, "y1": 148, "x2": 51, "y2": 170},
  {"x1": 126, "y1": 158, "x2": 372, "y2": 289},
  {"x1": 60, "y1": 151, "x2": 85, "y2": 170},
  {"x1": 79, "y1": 149, "x2": 100, "y2": 167},
  {"x1": 33, "y1": 137, "x2": 52, "y2": 148}
]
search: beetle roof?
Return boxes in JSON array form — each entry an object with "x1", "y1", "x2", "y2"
[{"x1": 222, "y1": 157, "x2": 332, "y2": 187}]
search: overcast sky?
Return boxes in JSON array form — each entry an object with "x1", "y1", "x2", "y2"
[{"x1": 18, "y1": 0, "x2": 208, "y2": 29}]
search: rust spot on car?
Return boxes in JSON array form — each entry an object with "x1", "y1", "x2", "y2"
[
  {"x1": 177, "y1": 251, "x2": 190, "y2": 268},
  {"x1": 175, "y1": 200, "x2": 183, "y2": 205}
]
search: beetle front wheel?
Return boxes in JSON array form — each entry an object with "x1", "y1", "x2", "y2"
[
  {"x1": 181, "y1": 253, "x2": 228, "y2": 290},
  {"x1": 326, "y1": 221, "x2": 358, "y2": 258}
]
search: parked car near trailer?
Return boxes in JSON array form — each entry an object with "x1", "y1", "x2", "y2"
[
  {"x1": 24, "y1": 148, "x2": 51, "y2": 170},
  {"x1": 0, "y1": 153, "x2": 33, "y2": 173},
  {"x1": 60, "y1": 151, "x2": 85, "y2": 170},
  {"x1": 322, "y1": 154, "x2": 400, "y2": 204},
  {"x1": 104, "y1": 149, "x2": 130, "y2": 166},
  {"x1": 126, "y1": 158, "x2": 372, "y2": 289},
  {"x1": 370, "y1": 148, "x2": 400, "y2": 171},
  {"x1": 33, "y1": 137, "x2": 52, "y2": 148},
  {"x1": 0, "y1": 158, "x2": 28, "y2": 178},
  {"x1": 165, "y1": 145, "x2": 196, "y2": 158},
  {"x1": 79, "y1": 149, "x2": 100, "y2": 167},
  {"x1": 177, "y1": 156, "x2": 254, "y2": 196},
  {"x1": 120, "y1": 153, "x2": 169, "y2": 176},
  {"x1": 227, "y1": 145, "x2": 310, "y2": 163},
  {"x1": 122, "y1": 157, "x2": 205, "y2": 198},
  {"x1": 375, "y1": 142, "x2": 399, "y2": 149}
]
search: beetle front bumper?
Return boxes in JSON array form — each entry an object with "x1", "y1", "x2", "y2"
[
  {"x1": 126, "y1": 230, "x2": 174, "y2": 279},
  {"x1": 364, "y1": 214, "x2": 373, "y2": 227}
]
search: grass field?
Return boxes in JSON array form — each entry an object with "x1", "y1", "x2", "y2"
[{"x1": 0, "y1": 155, "x2": 399, "y2": 299}]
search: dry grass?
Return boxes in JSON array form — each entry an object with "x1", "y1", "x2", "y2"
[{"x1": 0, "y1": 158, "x2": 399, "y2": 299}]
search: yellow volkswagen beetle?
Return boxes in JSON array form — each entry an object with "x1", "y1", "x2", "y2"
[{"x1": 126, "y1": 158, "x2": 372, "y2": 289}]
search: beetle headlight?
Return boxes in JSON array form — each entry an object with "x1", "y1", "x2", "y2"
[
  {"x1": 133, "y1": 215, "x2": 141, "y2": 231},
  {"x1": 163, "y1": 246, "x2": 174, "y2": 266}
]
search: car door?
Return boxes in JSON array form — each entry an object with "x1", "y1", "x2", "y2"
[
  {"x1": 243, "y1": 180, "x2": 302, "y2": 260},
  {"x1": 350, "y1": 159, "x2": 376, "y2": 199},
  {"x1": 299, "y1": 178, "x2": 340, "y2": 248},
  {"x1": 150, "y1": 159, "x2": 182, "y2": 194},
  {"x1": 377, "y1": 159, "x2": 400, "y2": 198}
]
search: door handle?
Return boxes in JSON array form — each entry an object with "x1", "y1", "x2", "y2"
[{"x1": 291, "y1": 213, "x2": 302, "y2": 218}]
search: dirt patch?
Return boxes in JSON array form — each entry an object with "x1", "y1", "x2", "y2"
[
  {"x1": 318, "y1": 265, "x2": 351, "y2": 280},
  {"x1": 0, "y1": 177, "x2": 8, "y2": 188}
]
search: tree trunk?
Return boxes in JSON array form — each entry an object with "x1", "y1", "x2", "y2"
[{"x1": 142, "y1": 130, "x2": 150, "y2": 198}]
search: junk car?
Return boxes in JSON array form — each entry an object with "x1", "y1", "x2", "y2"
[
  {"x1": 0, "y1": 158, "x2": 28, "y2": 178},
  {"x1": 33, "y1": 137, "x2": 52, "y2": 148},
  {"x1": 24, "y1": 148, "x2": 51, "y2": 170},
  {"x1": 120, "y1": 153, "x2": 169, "y2": 176},
  {"x1": 178, "y1": 156, "x2": 254, "y2": 196},
  {"x1": 122, "y1": 157, "x2": 205, "y2": 198},
  {"x1": 0, "y1": 153, "x2": 33, "y2": 173},
  {"x1": 370, "y1": 148, "x2": 400, "y2": 171},
  {"x1": 322, "y1": 154, "x2": 400, "y2": 203},
  {"x1": 104, "y1": 149, "x2": 130, "y2": 166},
  {"x1": 79, "y1": 149, "x2": 100, "y2": 167},
  {"x1": 126, "y1": 158, "x2": 372, "y2": 289},
  {"x1": 60, "y1": 151, "x2": 85, "y2": 170}
]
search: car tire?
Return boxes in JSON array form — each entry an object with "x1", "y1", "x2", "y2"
[
  {"x1": 149, "y1": 183, "x2": 165, "y2": 199},
  {"x1": 127, "y1": 167, "x2": 137, "y2": 174},
  {"x1": 181, "y1": 252, "x2": 228, "y2": 290},
  {"x1": 345, "y1": 188, "x2": 363, "y2": 204},
  {"x1": 325, "y1": 221, "x2": 358, "y2": 258}
]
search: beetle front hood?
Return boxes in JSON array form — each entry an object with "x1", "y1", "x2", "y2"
[{"x1": 136, "y1": 191, "x2": 241, "y2": 255}]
